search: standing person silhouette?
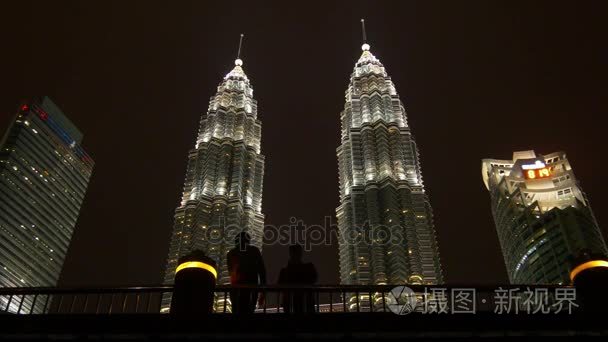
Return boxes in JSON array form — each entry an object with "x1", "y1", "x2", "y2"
[
  {"x1": 278, "y1": 244, "x2": 318, "y2": 313},
  {"x1": 227, "y1": 232, "x2": 266, "y2": 314}
]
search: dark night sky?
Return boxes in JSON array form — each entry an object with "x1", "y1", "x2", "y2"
[{"x1": 1, "y1": 1, "x2": 607, "y2": 287}]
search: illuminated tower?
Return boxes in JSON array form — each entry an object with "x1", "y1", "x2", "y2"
[
  {"x1": 162, "y1": 36, "x2": 265, "y2": 311},
  {"x1": 336, "y1": 21, "x2": 444, "y2": 293},
  {"x1": 482, "y1": 150, "x2": 608, "y2": 284},
  {"x1": 0, "y1": 97, "x2": 93, "y2": 312}
]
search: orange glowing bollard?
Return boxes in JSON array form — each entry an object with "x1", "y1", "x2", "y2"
[
  {"x1": 570, "y1": 256, "x2": 608, "y2": 313},
  {"x1": 170, "y1": 250, "x2": 217, "y2": 315}
]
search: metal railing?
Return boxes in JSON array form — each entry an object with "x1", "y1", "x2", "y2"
[{"x1": 0, "y1": 284, "x2": 572, "y2": 315}]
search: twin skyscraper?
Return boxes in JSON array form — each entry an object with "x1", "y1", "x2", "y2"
[{"x1": 163, "y1": 24, "x2": 444, "y2": 294}]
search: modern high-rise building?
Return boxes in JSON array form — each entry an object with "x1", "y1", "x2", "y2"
[
  {"x1": 482, "y1": 150, "x2": 608, "y2": 284},
  {"x1": 336, "y1": 26, "x2": 443, "y2": 292},
  {"x1": 162, "y1": 51, "x2": 265, "y2": 311},
  {"x1": 0, "y1": 97, "x2": 94, "y2": 311}
]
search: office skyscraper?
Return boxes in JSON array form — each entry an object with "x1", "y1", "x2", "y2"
[
  {"x1": 162, "y1": 48, "x2": 265, "y2": 311},
  {"x1": 336, "y1": 24, "x2": 443, "y2": 292},
  {"x1": 0, "y1": 97, "x2": 93, "y2": 311},
  {"x1": 482, "y1": 150, "x2": 608, "y2": 284}
]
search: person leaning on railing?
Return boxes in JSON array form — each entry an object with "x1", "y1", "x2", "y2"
[
  {"x1": 278, "y1": 244, "x2": 318, "y2": 313},
  {"x1": 227, "y1": 232, "x2": 267, "y2": 314}
]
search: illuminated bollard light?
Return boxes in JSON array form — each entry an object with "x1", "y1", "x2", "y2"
[
  {"x1": 570, "y1": 255, "x2": 608, "y2": 313},
  {"x1": 170, "y1": 250, "x2": 217, "y2": 315}
]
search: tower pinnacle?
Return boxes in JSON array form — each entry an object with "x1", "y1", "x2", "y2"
[
  {"x1": 361, "y1": 19, "x2": 370, "y2": 51},
  {"x1": 235, "y1": 33, "x2": 244, "y2": 66}
]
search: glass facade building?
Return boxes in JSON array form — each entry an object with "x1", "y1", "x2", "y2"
[
  {"x1": 0, "y1": 97, "x2": 93, "y2": 312},
  {"x1": 335, "y1": 41, "x2": 444, "y2": 297},
  {"x1": 482, "y1": 150, "x2": 608, "y2": 284},
  {"x1": 162, "y1": 57, "x2": 265, "y2": 311}
]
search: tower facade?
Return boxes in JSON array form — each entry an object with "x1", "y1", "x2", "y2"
[
  {"x1": 482, "y1": 150, "x2": 608, "y2": 284},
  {"x1": 0, "y1": 97, "x2": 93, "y2": 312},
  {"x1": 163, "y1": 56, "x2": 265, "y2": 310},
  {"x1": 336, "y1": 42, "x2": 443, "y2": 289}
]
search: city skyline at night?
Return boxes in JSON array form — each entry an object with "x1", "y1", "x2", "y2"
[{"x1": 1, "y1": 1, "x2": 607, "y2": 288}]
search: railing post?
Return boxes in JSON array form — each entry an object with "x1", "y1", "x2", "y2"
[
  {"x1": 30, "y1": 294, "x2": 39, "y2": 314},
  {"x1": 145, "y1": 292, "x2": 152, "y2": 314},
  {"x1": 108, "y1": 294, "x2": 115, "y2": 314},
  {"x1": 262, "y1": 288, "x2": 267, "y2": 314},
  {"x1": 57, "y1": 295, "x2": 65, "y2": 314},
  {"x1": 381, "y1": 290, "x2": 386, "y2": 312},
  {"x1": 121, "y1": 293, "x2": 128, "y2": 313},
  {"x1": 135, "y1": 293, "x2": 140, "y2": 313},
  {"x1": 5, "y1": 295, "x2": 13, "y2": 313},
  {"x1": 83, "y1": 294, "x2": 89, "y2": 313},
  {"x1": 157, "y1": 292, "x2": 163, "y2": 313},
  {"x1": 16, "y1": 295, "x2": 25, "y2": 314},
  {"x1": 42, "y1": 295, "x2": 50, "y2": 314},
  {"x1": 68, "y1": 295, "x2": 77, "y2": 313},
  {"x1": 95, "y1": 294, "x2": 102, "y2": 314}
]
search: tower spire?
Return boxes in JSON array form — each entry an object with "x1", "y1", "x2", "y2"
[
  {"x1": 361, "y1": 19, "x2": 370, "y2": 51},
  {"x1": 235, "y1": 33, "x2": 244, "y2": 66}
]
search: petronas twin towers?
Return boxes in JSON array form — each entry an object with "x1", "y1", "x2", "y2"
[
  {"x1": 336, "y1": 42, "x2": 443, "y2": 285},
  {"x1": 164, "y1": 25, "x2": 443, "y2": 293},
  {"x1": 164, "y1": 47, "x2": 265, "y2": 288}
]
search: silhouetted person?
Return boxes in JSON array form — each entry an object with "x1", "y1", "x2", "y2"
[
  {"x1": 227, "y1": 232, "x2": 266, "y2": 314},
  {"x1": 278, "y1": 244, "x2": 318, "y2": 313}
]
